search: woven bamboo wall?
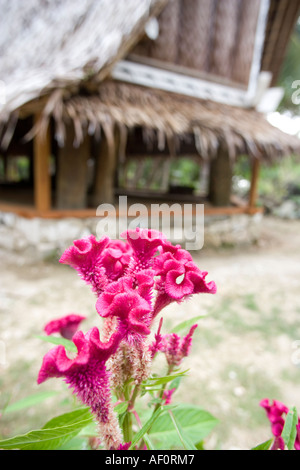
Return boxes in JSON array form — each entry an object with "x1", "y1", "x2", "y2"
[
  {"x1": 261, "y1": 0, "x2": 300, "y2": 86},
  {"x1": 131, "y1": 0, "x2": 262, "y2": 87}
]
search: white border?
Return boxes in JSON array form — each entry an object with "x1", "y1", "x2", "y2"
[{"x1": 112, "y1": 0, "x2": 270, "y2": 108}]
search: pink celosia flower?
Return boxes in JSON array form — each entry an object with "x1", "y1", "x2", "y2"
[
  {"x1": 96, "y1": 276, "x2": 154, "y2": 387},
  {"x1": 295, "y1": 421, "x2": 300, "y2": 450},
  {"x1": 59, "y1": 235, "x2": 109, "y2": 295},
  {"x1": 260, "y1": 399, "x2": 300, "y2": 451},
  {"x1": 44, "y1": 314, "x2": 86, "y2": 340},
  {"x1": 37, "y1": 327, "x2": 124, "y2": 450},
  {"x1": 101, "y1": 239, "x2": 132, "y2": 281},
  {"x1": 159, "y1": 324, "x2": 198, "y2": 369},
  {"x1": 59, "y1": 235, "x2": 132, "y2": 295},
  {"x1": 118, "y1": 442, "x2": 131, "y2": 450},
  {"x1": 152, "y1": 243, "x2": 217, "y2": 317},
  {"x1": 163, "y1": 387, "x2": 176, "y2": 405},
  {"x1": 96, "y1": 278, "x2": 152, "y2": 341},
  {"x1": 121, "y1": 228, "x2": 165, "y2": 272},
  {"x1": 260, "y1": 399, "x2": 289, "y2": 450},
  {"x1": 38, "y1": 229, "x2": 217, "y2": 449},
  {"x1": 149, "y1": 317, "x2": 164, "y2": 359}
]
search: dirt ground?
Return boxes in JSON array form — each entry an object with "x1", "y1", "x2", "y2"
[{"x1": 0, "y1": 215, "x2": 300, "y2": 450}]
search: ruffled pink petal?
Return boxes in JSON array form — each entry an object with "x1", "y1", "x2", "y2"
[
  {"x1": 44, "y1": 314, "x2": 86, "y2": 340},
  {"x1": 96, "y1": 286, "x2": 152, "y2": 339},
  {"x1": 100, "y1": 239, "x2": 132, "y2": 281},
  {"x1": 186, "y1": 270, "x2": 217, "y2": 294},
  {"x1": 37, "y1": 327, "x2": 121, "y2": 385},
  {"x1": 165, "y1": 270, "x2": 194, "y2": 299},
  {"x1": 59, "y1": 235, "x2": 109, "y2": 294},
  {"x1": 121, "y1": 228, "x2": 165, "y2": 269},
  {"x1": 135, "y1": 269, "x2": 155, "y2": 305}
]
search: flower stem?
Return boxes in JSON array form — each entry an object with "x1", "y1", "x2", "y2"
[
  {"x1": 153, "y1": 365, "x2": 173, "y2": 413},
  {"x1": 123, "y1": 408, "x2": 133, "y2": 444},
  {"x1": 128, "y1": 384, "x2": 140, "y2": 410},
  {"x1": 122, "y1": 382, "x2": 137, "y2": 444}
]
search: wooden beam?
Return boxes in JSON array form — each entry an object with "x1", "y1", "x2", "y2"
[
  {"x1": 33, "y1": 115, "x2": 52, "y2": 212},
  {"x1": 249, "y1": 157, "x2": 260, "y2": 209},
  {"x1": 0, "y1": 201, "x2": 263, "y2": 220}
]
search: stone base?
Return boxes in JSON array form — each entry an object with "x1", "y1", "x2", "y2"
[
  {"x1": 0, "y1": 210, "x2": 263, "y2": 260},
  {"x1": 204, "y1": 213, "x2": 263, "y2": 249}
]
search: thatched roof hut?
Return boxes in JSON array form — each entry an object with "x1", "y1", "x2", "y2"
[
  {"x1": 0, "y1": 0, "x2": 300, "y2": 218},
  {"x1": 0, "y1": 0, "x2": 167, "y2": 122}
]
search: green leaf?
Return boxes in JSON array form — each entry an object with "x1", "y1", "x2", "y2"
[
  {"x1": 114, "y1": 401, "x2": 128, "y2": 415},
  {"x1": 171, "y1": 315, "x2": 205, "y2": 334},
  {"x1": 251, "y1": 439, "x2": 273, "y2": 450},
  {"x1": 148, "y1": 404, "x2": 218, "y2": 450},
  {"x1": 2, "y1": 391, "x2": 58, "y2": 414},
  {"x1": 57, "y1": 436, "x2": 90, "y2": 450},
  {"x1": 168, "y1": 410, "x2": 197, "y2": 450},
  {"x1": 114, "y1": 402, "x2": 129, "y2": 427},
  {"x1": 36, "y1": 335, "x2": 77, "y2": 352},
  {"x1": 78, "y1": 422, "x2": 98, "y2": 438},
  {"x1": 282, "y1": 407, "x2": 298, "y2": 450},
  {"x1": 41, "y1": 407, "x2": 92, "y2": 429},
  {"x1": 142, "y1": 370, "x2": 189, "y2": 390},
  {"x1": 0, "y1": 408, "x2": 94, "y2": 450},
  {"x1": 129, "y1": 407, "x2": 165, "y2": 450}
]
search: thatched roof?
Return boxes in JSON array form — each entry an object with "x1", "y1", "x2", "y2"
[
  {"x1": 0, "y1": 0, "x2": 167, "y2": 121},
  {"x1": 33, "y1": 80, "x2": 300, "y2": 162},
  {"x1": 0, "y1": 0, "x2": 299, "y2": 162}
]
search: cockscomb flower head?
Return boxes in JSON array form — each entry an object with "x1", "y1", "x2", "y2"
[
  {"x1": 38, "y1": 228, "x2": 218, "y2": 450},
  {"x1": 59, "y1": 235, "x2": 132, "y2": 295},
  {"x1": 101, "y1": 239, "x2": 132, "y2": 281},
  {"x1": 260, "y1": 398, "x2": 300, "y2": 450},
  {"x1": 96, "y1": 277, "x2": 152, "y2": 342},
  {"x1": 163, "y1": 387, "x2": 176, "y2": 405},
  {"x1": 149, "y1": 317, "x2": 164, "y2": 359},
  {"x1": 260, "y1": 399, "x2": 289, "y2": 450},
  {"x1": 44, "y1": 314, "x2": 86, "y2": 340},
  {"x1": 152, "y1": 242, "x2": 217, "y2": 317},
  {"x1": 159, "y1": 324, "x2": 198, "y2": 369},
  {"x1": 59, "y1": 235, "x2": 109, "y2": 295},
  {"x1": 121, "y1": 228, "x2": 165, "y2": 272},
  {"x1": 38, "y1": 327, "x2": 124, "y2": 450},
  {"x1": 296, "y1": 421, "x2": 300, "y2": 450}
]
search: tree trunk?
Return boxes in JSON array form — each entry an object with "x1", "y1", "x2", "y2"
[
  {"x1": 91, "y1": 129, "x2": 118, "y2": 206},
  {"x1": 208, "y1": 146, "x2": 232, "y2": 206},
  {"x1": 56, "y1": 124, "x2": 90, "y2": 209}
]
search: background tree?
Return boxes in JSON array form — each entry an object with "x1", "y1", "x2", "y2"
[{"x1": 277, "y1": 17, "x2": 300, "y2": 115}]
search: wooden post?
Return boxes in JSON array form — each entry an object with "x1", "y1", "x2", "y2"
[
  {"x1": 248, "y1": 157, "x2": 260, "y2": 210},
  {"x1": 91, "y1": 128, "x2": 118, "y2": 206},
  {"x1": 56, "y1": 123, "x2": 90, "y2": 209},
  {"x1": 33, "y1": 115, "x2": 52, "y2": 212},
  {"x1": 208, "y1": 145, "x2": 232, "y2": 206},
  {"x1": 2, "y1": 152, "x2": 8, "y2": 180}
]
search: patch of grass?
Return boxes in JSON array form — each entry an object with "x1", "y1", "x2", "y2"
[
  {"x1": 197, "y1": 326, "x2": 222, "y2": 349},
  {"x1": 207, "y1": 292, "x2": 300, "y2": 341},
  {"x1": 280, "y1": 367, "x2": 300, "y2": 385},
  {"x1": 243, "y1": 293, "x2": 260, "y2": 312},
  {"x1": 220, "y1": 365, "x2": 282, "y2": 429}
]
